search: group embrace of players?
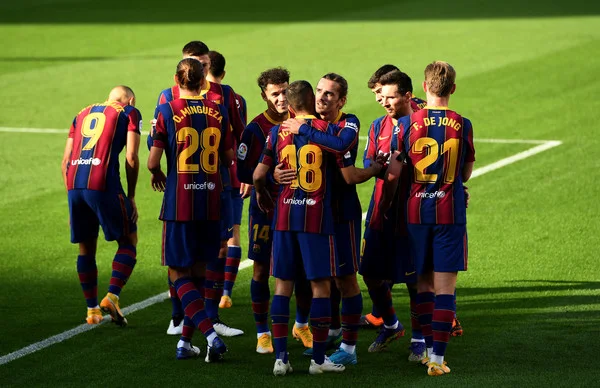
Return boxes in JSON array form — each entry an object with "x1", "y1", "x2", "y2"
[{"x1": 61, "y1": 39, "x2": 474, "y2": 377}]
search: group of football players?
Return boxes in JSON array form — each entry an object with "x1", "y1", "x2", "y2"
[{"x1": 62, "y1": 39, "x2": 474, "y2": 377}]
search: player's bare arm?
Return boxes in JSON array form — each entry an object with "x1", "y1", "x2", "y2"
[
  {"x1": 463, "y1": 161, "x2": 474, "y2": 182},
  {"x1": 147, "y1": 147, "x2": 166, "y2": 192},
  {"x1": 126, "y1": 131, "x2": 141, "y2": 223},
  {"x1": 380, "y1": 150, "x2": 404, "y2": 212},
  {"x1": 252, "y1": 162, "x2": 274, "y2": 213},
  {"x1": 61, "y1": 137, "x2": 74, "y2": 190}
]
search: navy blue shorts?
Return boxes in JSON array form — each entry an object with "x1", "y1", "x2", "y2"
[
  {"x1": 161, "y1": 220, "x2": 221, "y2": 268},
  {"x1": 359, "y1": 226, "x2": 416, "y2": 284},
  {"x1": 68, "y1": 189, "x2": 136, "y2": 243},
  {"x1": 248, "y1": 204, "x2": 273, "y2": 264},
  {"x1": 334, "y1": 217, "x2": 361, "y2": 277},
  {"x1": 220, "y1": 190, "x2": 233, "y2": 241},
  {"x1": 407, "y1": 224, "x2": 468, "y2": 274},
  {"x1": 231, "y1": 188, "x2": 244, "y2": 226},
  {"x1": 271, "y1": 231, "x2": 337, "y2": 281}
]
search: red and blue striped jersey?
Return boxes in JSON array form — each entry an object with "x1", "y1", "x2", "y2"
[
  {"x1": 152, "y1": 97, "x2": 233, "y2": 222},
  {"x1": 238, "y1": 111, "x2": 290, "y2": 211},
  {"x1": 67, "y1": 101, "x2": 141, "y2": 192},
  {"x1": 395, "y1": 107, "x2": 475, "y2": 225},
  {"x1": 229, "y1": 93, "x2": 247, "y2": 189},
  {"x1": 363, "y1": 114, "x2": 399, "y2": 231},
  {"x1": 260, "y1": 116, "x2": 337, "y2": 234},
  {"x1": 331, "y1": 112, "x2": 362, "y2": 221},
  {"x1": 285, "y1": 112, "x2": 361, "y2": 221},
  {"x1": 411, "y1": 95, "x2": 427, "y2": 111}
]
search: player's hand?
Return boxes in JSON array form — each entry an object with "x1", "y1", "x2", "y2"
[
  {"x1": 151, "y1": 171, "x2": 167, "y2": 192},
  {"x1": 256, "y1": 190, "x2": 274, "y2": 213},
  {"x1": 375, "y1": 151, "x2": 390, "y2": 165},
  {"x1": 274, "y1": 163, "x2": 295, "y2": 185},
  {"x1": 282, "y1": 118, "x2": 306, "y2": 134},
  {"x1": 130, "y1": 198, "x2": 139, "y2": 224},
  {"x1": 464, "y1": 185, "x2": 470, "y2": 208},
  {"x1": 240, "y1": 183, "x2": 252, "y2": 199}
]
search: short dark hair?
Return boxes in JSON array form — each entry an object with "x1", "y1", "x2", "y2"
[
  {"x1": 322, "y1": 73, "x2": 348, "y2": 99},
  {"x1": 367, "y1": 64, "x2": 400, "y2": 89},
  {"x1": 257, "y1": 67, "x2": 290, "y2": 91},
  {"x1": 379, "y1": 70, "x2": 413, "y2": 94},
  {"x1": 287, "y1": 80, "x2": 314, "y2": 112},
  {"x1": 182, "y1": 41, "x2": 209, "y2": 57},
  {"x1": 176, "y1": 58, "x2": 204, "y2": 91},
  {"x1": 208, "y1": 50, "x2": 226, "y2": 78}
]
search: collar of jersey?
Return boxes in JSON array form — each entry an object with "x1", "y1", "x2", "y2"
[
  {"x1": 180, "y1": 95, "x2": 205, "y2": 100},
  {"x1": 331, "y1": 110, "x2": 343, "y2": 124},
  {"x1": 295, "y1": 114, "x2": 317, "y2": 119},
  {"x1": 264, "y1": 110, "x2": 289, "y2": 125},
  {"x1": 425, "y1": 106, "x2": 449, "y2": 110},
  {"x1": 199, "y1": 80, "x2": 211, "y2": 96}
]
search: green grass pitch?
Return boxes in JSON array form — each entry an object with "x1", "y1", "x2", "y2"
[{"x1": 1, "y1": 0, "x2": 600, "y2": 386}]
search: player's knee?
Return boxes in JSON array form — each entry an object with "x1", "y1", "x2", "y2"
[
  {"x1": 335, "y1": 275, "x2": 360, "y2": 297},
  {"x1": 363, "y1": 277, "x2": 384, "y2": 290},
  {"x1": 119, "y1": 232, "x2": 137, "y2": 247},
  {"x1": 310, "y1": 278, "x2": 331, "y2": 298},
  {"x1": 252, "y1": 263, "x2": 269, "y2": 282}
]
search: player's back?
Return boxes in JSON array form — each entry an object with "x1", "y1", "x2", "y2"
[
  {"x1": 153, "y1": 97, "x2": 231, "y2": 222},
  {"x1": 399, "y1": 107, "x2": 475, "y2": 224},
  {"x1": 268, "y1": 117, "x2": 337, "y2": 234},
  {"x1": 67, "y1": 101, "x2": 141, "y2": 192}
]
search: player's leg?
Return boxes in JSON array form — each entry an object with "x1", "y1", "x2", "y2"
[
  {"x1": 88, "y1": 190, "x2": 137, "y2": 326},
  {"x1": 329, "y1": 281, "x2": 342, "y2": 343},
  {"x1": 406, "y1": 282, "x2": 426, "y2": 361},
  {"x1": 293, "y1": 276, "x2": 313, "y2": 350},
  {"x1": 69, "y1": 190, "x2": 103, "y2": 324},
  {"x1": 427, "y1": 224, "x2": 467, "y2": 376},
  {"x1": 360, "y1": 227, "x2": 404, "y2": 352},
  {"x1": 329, "y1": 273, "x2": 361, "y2": 365},
  {"x1": 221, "y1": 188, "x2": 244, "y2": 307},
  {"x1": 166, "y1": 268, "x2": 184, "y2": 335},
  {"x1": 329, "y1": 218, "x2": 363, "y2": 365},
  {"x1": 205, "y1": 192, "x2": 243, "y2": 336},
  {"x1": 248, "y1": 212, "x2": 274, "y2": 353},
  {"x1": 270, "y1": 230, "x2": 298, "y2": 376},
  {"x1": 298, "y1": 233, "x2": 344, "y2": 374},
  {"x1": 165, "y1": 220, "x2": 227, "y2": 362}
]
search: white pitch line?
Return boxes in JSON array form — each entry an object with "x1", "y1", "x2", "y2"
[
  {"x1": 0, "y1": 138, "x2": 561, "y2": 366},
  {"x1": 361, "y1": 140, "x2": 562, "y2": 221},
  {"x1": 470, "y1": 140, "x2": 562, "y2": 178},
  {"x1": 0, "y1": 127, "x2": 67, "y2": 134},
  {"x1": 0, "y1": 259, "x2": 254, "y2": 366},
  {"x1": 358, "y1": 135, "x2": 552, "y2": 144}
]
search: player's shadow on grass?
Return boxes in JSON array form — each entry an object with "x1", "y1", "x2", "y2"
[{"x1": 1, "y1": 0, "x2": 599, "y2": 23}]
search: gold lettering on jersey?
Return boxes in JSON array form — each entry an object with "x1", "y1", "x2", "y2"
[
  {"x1": 172, "y1": 105, "x2": 223, "y2": 124},
  {"x1": 278, "y1": 129, "x2": 292, "y2": 141},
  {"x1": 88, "y1": 101, "x2": 125, "y2": 113},
  {"x1": 423, "y1": 116, "x2": 461, "y2": 131}
]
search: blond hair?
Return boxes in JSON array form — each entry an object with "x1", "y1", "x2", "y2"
[{"x1": 424, "y1": 61, "x2": 456, "y2": 97}]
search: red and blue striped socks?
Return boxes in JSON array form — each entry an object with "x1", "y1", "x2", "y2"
[
  {"x1": 77, "y1": 255, "x2": 98, "y2": 308},
  {"x1": 107, "y1": 245, "x2": 136, "y2": 297}
]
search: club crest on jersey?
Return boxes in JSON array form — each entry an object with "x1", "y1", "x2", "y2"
[{"x1": 237, "y1": 143, "x2": 248, "y2": 160}]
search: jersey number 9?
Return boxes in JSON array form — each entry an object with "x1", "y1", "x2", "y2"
[{"x1": 81, "y1": 112, "x2": 106, "y2": 151}]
